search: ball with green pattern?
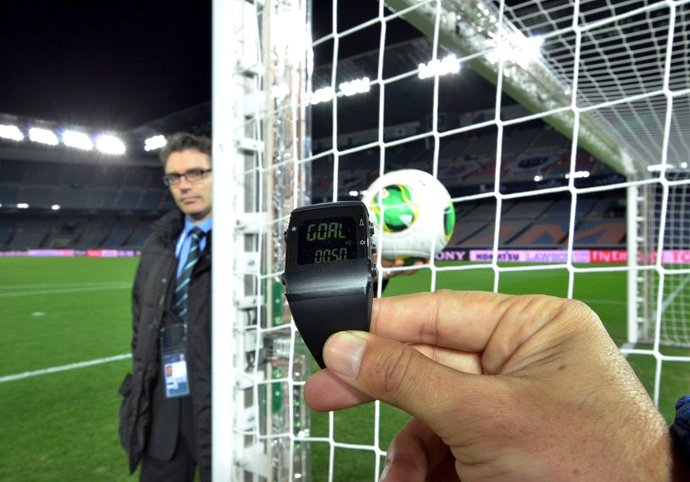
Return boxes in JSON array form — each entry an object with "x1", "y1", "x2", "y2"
[
  {"x1": 369, "y1": 185, "x2": 420, "y2": 233},
  {"x1": 363, "y1": 169, "x2": 455, "y2": 260}
]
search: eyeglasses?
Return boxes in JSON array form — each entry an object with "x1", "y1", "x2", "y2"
[{"x1": 162, "y1": 168, "x2": 212, "y2": 186}]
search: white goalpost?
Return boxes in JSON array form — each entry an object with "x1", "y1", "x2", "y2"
[
  {"x1": 213, "y1": 0, "x2": 313, "y2": 479},
  {"x1": 213, "y1": 0, "x2": 690, "y2": 480}
]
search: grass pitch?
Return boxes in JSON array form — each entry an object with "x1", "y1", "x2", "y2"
[
  {"x1": 1, "y1": 257, "x2": 688, "y2": 481},
  {"x1": 0, "y1": 257, "x2": 136, "y2": 482}
]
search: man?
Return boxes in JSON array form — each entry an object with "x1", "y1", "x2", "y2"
[{"x1": 119, "y1": 132, "x2": 213, "y2": 482}]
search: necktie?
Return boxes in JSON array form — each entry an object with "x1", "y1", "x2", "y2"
[{"x1": 172, "y1": 228, "x2": 204, "y2": 326}]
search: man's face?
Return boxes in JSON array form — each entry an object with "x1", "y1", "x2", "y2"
[{"x1": 165, "y1": 148, "x2": 213, "y2": 223}]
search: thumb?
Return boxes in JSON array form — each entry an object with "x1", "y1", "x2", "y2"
[{"x1": 323, "y1": 330, "x2": 495, "y2": 431}]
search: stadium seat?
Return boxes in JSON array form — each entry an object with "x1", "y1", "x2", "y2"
[
  {"x1": 574, "y1": 220, "x2": 626, "y2": 245},
  {"x1": 509, "y1": 218, "x2": 571, "y2": 246}
]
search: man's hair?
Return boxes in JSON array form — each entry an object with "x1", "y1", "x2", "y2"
[{"x1": 159, "y1": 132, "x2": 212, "y2": 167}]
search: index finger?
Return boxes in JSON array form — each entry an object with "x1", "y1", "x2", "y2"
[{"x1": 371, "y1": 290, "x2": 569, "y2": 359}]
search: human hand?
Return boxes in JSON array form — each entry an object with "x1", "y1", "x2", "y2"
[
  {"x1": 304, "y1": 290, "x2": 681, "y2": 482},
  {"x1": 375, "y1": 253, "x2": 427, "y2": 280}
]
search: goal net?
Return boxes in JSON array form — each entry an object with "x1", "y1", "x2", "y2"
[{"x1": 212, "y1": 0, "x2": 690, "y2": 480}]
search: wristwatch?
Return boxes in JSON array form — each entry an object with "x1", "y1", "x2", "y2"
[{"x1": 282, "y1": 201, "x2": 376, "y2": 368}]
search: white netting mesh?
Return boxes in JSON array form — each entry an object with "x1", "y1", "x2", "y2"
[
  {"x1": 505, "y1": 0, "x2": 690, "y2": 173},
  {"x1": 639, "y1": 180, "x2": 690, "y2": 347}
]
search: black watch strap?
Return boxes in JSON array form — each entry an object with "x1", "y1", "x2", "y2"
[
  {"x1": 289, "y1": 292, "x2": 372, "y2": 368},
  {"x1": 283, "y1": 260, "x2": 373, "y2": 368}
]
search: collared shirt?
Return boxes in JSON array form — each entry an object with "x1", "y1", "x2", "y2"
[{"x1": 175, "y1": 216, "x2": 212, "y2": 278}]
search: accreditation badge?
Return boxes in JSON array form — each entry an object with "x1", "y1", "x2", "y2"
[{"x1": 160, "y1": 323, "x2": 190, "y2": 398}]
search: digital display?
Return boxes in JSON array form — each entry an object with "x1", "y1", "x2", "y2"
[{"x1": 297, "y1": 216, "x2": 357, "y2": 265}]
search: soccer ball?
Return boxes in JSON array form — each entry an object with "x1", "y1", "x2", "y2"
[{"x1": 361, "y1": 169, "x2": 455, "y2": 261}]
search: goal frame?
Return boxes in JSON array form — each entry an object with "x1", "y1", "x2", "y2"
[{"x1": 211, "y1": 0, "x2": 690, "y2": 480}]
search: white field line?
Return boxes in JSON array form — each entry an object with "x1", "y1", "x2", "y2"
[
  {"x1": 661, "y1": 274, "x2": 690, "y2": 314},
  {"x1": 0, "y1": 283, "x2": 132, "y2": 298},
  {"x1": 578, "y1": 299, "x2": 626, "y2": 306},
  {"x1": 0, "y1": 282, "x2": 129, "y2": 290},
  {"x1": 0, "y1": 353, "x2": 132, "y2": 384}
]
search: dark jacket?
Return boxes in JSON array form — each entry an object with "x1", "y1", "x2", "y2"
[{"x1": 118, "y1": 211, "x2": 212, "y2": 480}]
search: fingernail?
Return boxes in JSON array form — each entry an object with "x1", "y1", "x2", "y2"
[
  {"x1": 324, "y1": 331, "x2": 367, "y2": 378},
  {"x1": 379, "y1": 457, "x2": 391, "y2": 481}
]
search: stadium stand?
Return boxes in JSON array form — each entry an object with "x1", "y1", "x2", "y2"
[
  {"x1": 9, "y1": 217, "x2": 54, "y2": 249},
  {"x1": 74, "y1": 217, "x2": 117, "y2": 249},
  {"x1": 125, "y1": 223, "x2": 153, "y2": 249},
  {"x1": 0, "y1": 185, "x2": 20, "y2": 205},
  {"x1": 114, "y1": 190, "x2": 142, "y2": 210},
  {"x1": 460, "y1": 220, "x2": 533, "y2": 246},
  {"x1": 448, "y1": 220, "x2": 487, "y2": 246},
  {"x1": 469, "y1": 131, "x2": 500, "y2": 157},
  {"x1": 530, "y1": 126, "x2": 570, "y2": 149},
  {"x1": 101, "y1": 217, "x2": 139, "y2": 248},
  {"x1": 1, "y1": 104, "x2": 631, "y2": 252},
  {"x1": 574, "y1": 220, "x2": 627, "y2": 246},
  {"x1": 586, "y1": 197, "x2": 616, "y2": 217},
  {"x1": 462, "y1": 202, "x2": 500, "y2": 221},
  {"x1": 0, "y1": 218, "x2": 15, "y2": 246},
  {"x1": 139, "y1": 190, "x2": 165, "y2": 211},
  {"x1": 438, "y1": 137, "x2": 471, "y2": 160},
  {"x1": 502, "y1": 126, "x2": 541, "y2": 157},
  {"x1": 23, "y1": 163, "x2": 64, "y2": 185},
  {"x1": 124, "y1": 168, "x2": 151, "y2": 188},
  {"x1": 502, "y1": 200, "x2": 553, "y2": 219},
  {"x1": 1, "y1": 161, "x2": 24, "y2": 182},
  {"x1": 54, "y1": 187, "x2": 89, "y2": 210},
  {"x1": 453, "y1": 202, "x2": 479, "y2": 219},
  {"x1": 64, "y1": 163, "x2": 95, "y2": 187},
  {"x1": 23, "y1": 186, "x2": 56, "y2": 206},
  {"x1": 43, "y1": 216, "x2": 86, "y2": 248},
  {"x1": 509, "y1": 218, "x2": 571, "y2": 247}
]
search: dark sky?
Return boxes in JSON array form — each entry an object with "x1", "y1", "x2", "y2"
[
  {"x1": 0, "y1": 0, "x2": 212, "y2": 131},
  {"x1": 0, "y1": 1, "x2": 465, "y2": 134},
  {"x1": 0, "y1": 1, "x2": 427, "y2": 132}
]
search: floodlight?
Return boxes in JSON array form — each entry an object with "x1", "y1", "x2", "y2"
[
  {"x1": 144, "y1": 135, "x2": 167, "y2": 151},
  {"x1": 51, "y1": 204, "x2": 61, "y2": 211},
  {"x1": 418, "y1": 56, "x2": 460, "y2": 79},
  {"x1": 309, "y1": 87, "x2": 334, "y2": 105},
  {"x1": 29, "y1": 128, "x2": 59, "y2": 146},
  {"x1": 17, "y1": 203, "x2": 29, "y2": 209},
  {"x1": 0, "y1": 124, "x2": 24, "y2": 141},
  {"x1": 339, "y1": 77, "x2": 370, "y2": 96},
  {"x1": 647, "y1": 164, "x2": 674, "y2": 172},
  {"x1": 63, "y1": 131, "x2": 93, "y2": 150},
  {"x1": 565, "y1": 171, "x2": 591, "y2": 179},
  {"x1": 96, "y1": 135, "x2": 126, "y2": 155}
]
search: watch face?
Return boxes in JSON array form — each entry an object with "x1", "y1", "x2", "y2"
[{"x1": 297, "y1": 216, "x2": 358, "y2": 265}]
